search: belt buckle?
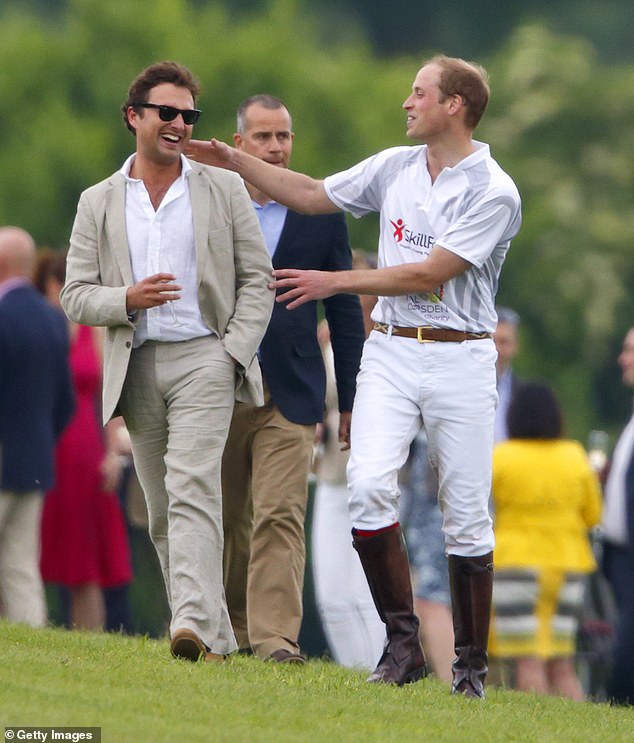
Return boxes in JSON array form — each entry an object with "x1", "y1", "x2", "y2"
[{"x1": 417, "y1": 326, "x2": 436, "y2": 343}]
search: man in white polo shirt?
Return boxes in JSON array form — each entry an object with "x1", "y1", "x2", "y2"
[{"x1": 187, "y1": 54, "x2": 521, "y2": 697}]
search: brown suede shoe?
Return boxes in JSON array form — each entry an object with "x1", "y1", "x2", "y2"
[
  {"x1": 204, "y1": 652, "x2": 226, "y2": 664},
  {"x1": 268, "y1": 648, "x2": 306, "y2": 665},
  {"x1": 170, "y1": 628, "x2": 225, "y2": 663}
]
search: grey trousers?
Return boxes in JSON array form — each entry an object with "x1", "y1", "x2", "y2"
[
  {"x1": 119, "y1": 335, "x2": 237, "y2": 654},
  {"x1": 0, "y1": 489, "x2": 46, "y2": 627}
]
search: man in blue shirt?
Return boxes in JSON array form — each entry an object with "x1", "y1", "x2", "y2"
[{"x1": 221, "y1": 95, "x2": 365, "y2": 662}]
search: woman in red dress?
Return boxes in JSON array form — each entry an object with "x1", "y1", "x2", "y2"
[{"x1": 35, "y1": 250, "x2": 132, "y2": 630}]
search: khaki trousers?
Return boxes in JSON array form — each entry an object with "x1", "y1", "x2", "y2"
[
  {"x1": 0, "y1": 489, "x2": 46, "y2": 627},
  {"x1": 119, "y1": 336, "x2": 237, "y2": 654},
  {"x1": 222, "y1": 386, "x2": 314, "y2": 658}
]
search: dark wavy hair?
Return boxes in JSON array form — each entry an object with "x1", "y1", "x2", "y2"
[
  {"x1": 121, "y1": 61, "x2": 201, "y2": 135},
  {"x1": 507, "y1": 381, "x2": 563, "y2": 440}
]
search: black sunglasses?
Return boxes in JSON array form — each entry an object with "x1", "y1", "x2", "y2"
[{"x1": 136, "y1": 103, "x2": 201, "y2": 125}]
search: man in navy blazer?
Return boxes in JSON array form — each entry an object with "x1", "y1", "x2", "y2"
[
  {"x1": 220, "y1": 96, "x2": 365, "y2": 662},
  {"x1": 0, "y1": 226, "x2": 74, "y2": 626}
]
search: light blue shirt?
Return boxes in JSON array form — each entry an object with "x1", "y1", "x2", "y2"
[{"x1": 252, "y1": 200, "x2": 287, "y2": 258}]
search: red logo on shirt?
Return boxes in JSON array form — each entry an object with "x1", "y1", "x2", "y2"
[
  {"x1": 390, "y1": 218, "x2": 435, "y2": 253},
  {"x1": 391, "y1": 218, "x2": 405, "y2": 242}
]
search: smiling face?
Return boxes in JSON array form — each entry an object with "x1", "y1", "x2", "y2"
[
  {"x1": 234, "y1": 103, "x2": 294, "y2": 168},
  {"x1": 127, "y1": 83, "x2": 195, "y2": 168},
  {"x1": 402, "y1": 63, "x2": 453, "y2": 142}
]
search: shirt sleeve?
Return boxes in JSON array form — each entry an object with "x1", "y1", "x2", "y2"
[
  {"x1": 436, "y1": 188, "x2": 521, "y2": 268},
  {"x1": 324, "y1": 147, "x2": 411, "y2": 218}
]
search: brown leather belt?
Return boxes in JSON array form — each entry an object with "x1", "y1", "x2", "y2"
[{"x1": 373, "y1": 322, "x2": 492, "y2": 343}]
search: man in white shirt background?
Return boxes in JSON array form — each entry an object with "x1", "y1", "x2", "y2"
[{"x1": 602, "y1": 327, "x2": 634, "y2": 705}]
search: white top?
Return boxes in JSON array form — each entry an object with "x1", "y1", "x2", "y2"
[
  {"x1": 120, "y1": 154, "x2": 212, "y2": 347},
  {"x1": 602, "y1": 411, "x2": 634, "y2": 545},
  {"x1": 324, "y1": 142, "x2": 521, "y2": 332}
]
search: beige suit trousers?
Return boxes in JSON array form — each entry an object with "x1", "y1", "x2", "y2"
[
  {"x1": 118, "y1": 335, "x2": 237, "y2": 654},
  {"x1": 0, "y1": 489, "x2": 46, "y2": 627}
]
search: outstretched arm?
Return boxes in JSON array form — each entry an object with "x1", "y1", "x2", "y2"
[
  {"x1": 271, "y1": 245, "x2": 471, "y2": 309},
  {"x1": 186, "y1": 138, "x2": 339, "y2": 215}
]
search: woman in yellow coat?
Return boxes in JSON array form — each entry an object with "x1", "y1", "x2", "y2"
[{"x1": 490, "y1": 382, "x2": 602, "y2": 700}]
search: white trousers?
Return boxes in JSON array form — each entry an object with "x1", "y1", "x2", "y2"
[
  {"x1": 312, "y1": 482, "x2": 386, "y2": 669},
  {"x1": 119, "y1": 336, "x2": 237, "y2": 654},
  {"x1": 0, "y1": 490, "x2": 47, "y2": 627},
  {"x1": 347, "y1": 330, "x2": 497, "y2": 556}
]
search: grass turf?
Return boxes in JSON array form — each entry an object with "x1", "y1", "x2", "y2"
[{"x1": 0, "y1": 621, "x2": 631, "y2": 742}]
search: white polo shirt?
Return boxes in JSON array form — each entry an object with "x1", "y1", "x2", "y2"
[{"x1": 324, "y1": 142, "x2": 521, "y2": 333}]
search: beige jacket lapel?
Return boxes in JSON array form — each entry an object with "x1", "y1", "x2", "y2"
[
  {"x1": 189, "y1": 167, "x2": 210, "y2": 285},
  {"x1": 105, "y1": 173, "x2": 134, "y2": 285}
]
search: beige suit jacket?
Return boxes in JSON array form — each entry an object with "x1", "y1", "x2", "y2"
[{"x1": 60, "y1": 160, "x2": 274, "y2": 424}]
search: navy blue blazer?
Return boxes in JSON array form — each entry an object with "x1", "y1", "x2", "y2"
[
  {"x1": 258, "y1": 210, "x2": 365, "y2": 425},
  {"x1": 0, "y1": 284, "x2": 75, "y2": 492}
]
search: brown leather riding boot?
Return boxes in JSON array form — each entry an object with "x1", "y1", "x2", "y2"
[
  {"x1": 352, "y1": 524, "x2": 427, "y2": 686},
  {"x1": 448, "y1": 552, "x2": 494, "y2": 699}
]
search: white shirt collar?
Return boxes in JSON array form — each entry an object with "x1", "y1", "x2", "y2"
[{"x1": 119, "y1": 153, "x2": 192, "y2": 181}]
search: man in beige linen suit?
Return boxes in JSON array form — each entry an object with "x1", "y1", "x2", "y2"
[{"x1": 61, "y1": 61, "x2": 274, "y2": 661}]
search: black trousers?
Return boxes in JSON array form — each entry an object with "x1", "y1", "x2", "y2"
[{"x1": 603, "y1": 542, "x2": 634, "y2": 705}]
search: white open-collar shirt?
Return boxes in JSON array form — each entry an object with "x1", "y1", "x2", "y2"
[{"x1": 120, "y1": 154, "x2": 212, "y2": 348}]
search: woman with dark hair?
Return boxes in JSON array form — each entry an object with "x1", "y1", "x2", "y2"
[
  {"x1": 489, "y1": 382, "x2": 601, "y2": 700},
  {"x1": 506, "y1": 382, "x2": 563, "y2": 440}
]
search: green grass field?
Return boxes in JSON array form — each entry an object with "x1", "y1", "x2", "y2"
[{"x1": 0, "y1": 621, "x2": 631, "y2": 743}]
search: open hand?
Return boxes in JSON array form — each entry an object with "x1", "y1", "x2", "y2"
[
  {"x1": 185, "y1": 138, "x2": 235, "y2": 168},
  {"x1": 270, "y1": 269, "x2": 336, "y2": 309}
]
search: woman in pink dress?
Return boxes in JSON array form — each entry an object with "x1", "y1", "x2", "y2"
[{"x1": 35, "y1": 250, "x2": 132, "y2": 630}]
